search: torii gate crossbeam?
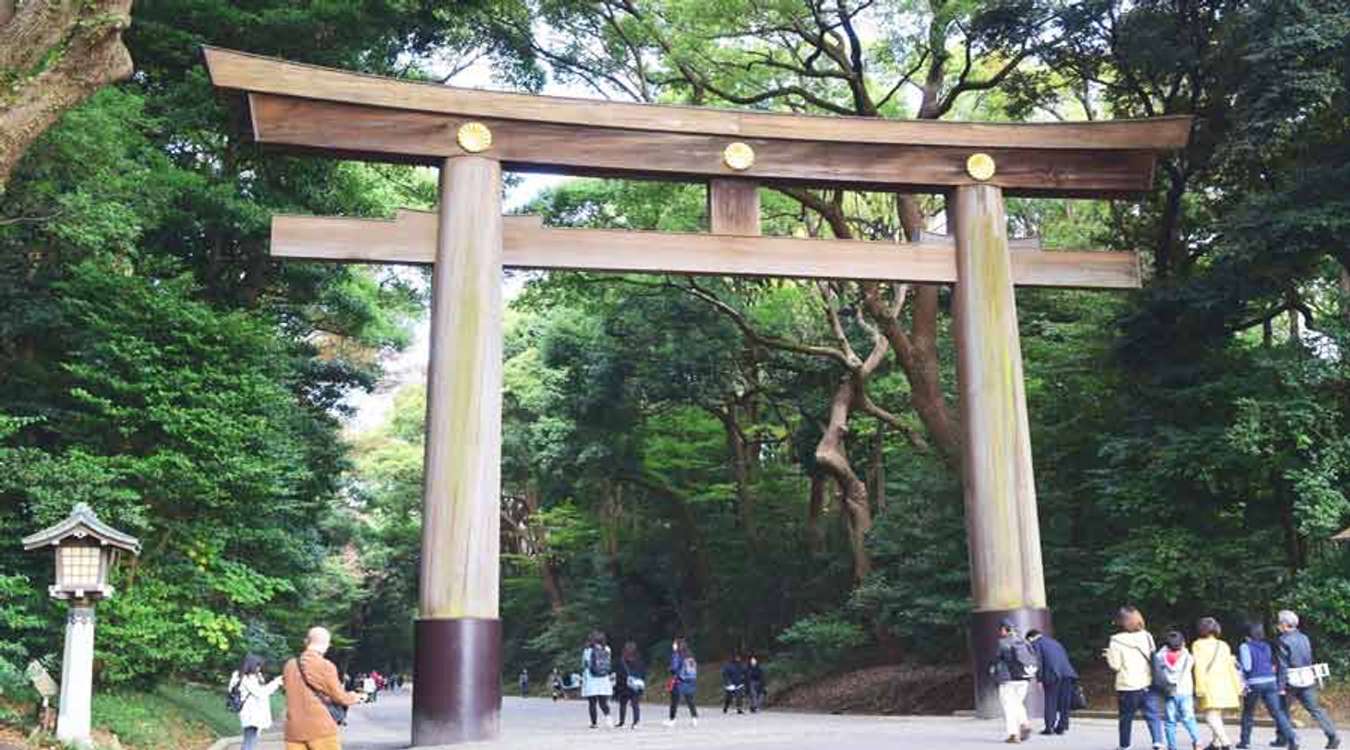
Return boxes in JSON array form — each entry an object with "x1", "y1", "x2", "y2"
[{"x1": 202, "y1": 47, "x2": 1190, "y2": 746}]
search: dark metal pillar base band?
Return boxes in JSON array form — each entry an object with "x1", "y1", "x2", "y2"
[
  {"x1": 412, "y1": 617, "x2": 502, "y2": 746},
  {"x1": 970, "y1": 607, "x2": 1053, "y2": 720}
]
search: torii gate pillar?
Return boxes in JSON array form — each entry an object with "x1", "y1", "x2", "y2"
[
  {"x1": 413, "y1": 155, "x2": 504, "y2": 745},
  {"x1": 952, "y1": 184, "x2": 1051, "y2": 719}
]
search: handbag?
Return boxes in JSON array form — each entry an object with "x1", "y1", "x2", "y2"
[
  {"x1": 296, "y1": 655, "x2": 348, "y2": 726},
  {"x1": 627, "y1": 676, "x2": 646, "y2": 693},
  {"x1": 1071, "y1": 683, "x2": 1088, "y2": 710}
]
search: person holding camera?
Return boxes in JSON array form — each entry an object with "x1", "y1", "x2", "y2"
[{"x1": 282, "y1": 626, "x2": 362, "y2": 750}]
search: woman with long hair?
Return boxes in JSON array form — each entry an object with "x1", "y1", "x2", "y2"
[
  {"x1": 581, "y1": 630, "x2": 614, "y2": 728},
  {"x1": 664, "y1": 638, "x2": 699, "y2": 728},
  {"x1": 229, "y1": 653, "x2": 283, "y2": 750},
  {"x1": 1193, "y1": 617, "x2": 1240, "y2": 750},
  {"x1": 614, "y1": 641, "x2": 645, "y2": 729}
]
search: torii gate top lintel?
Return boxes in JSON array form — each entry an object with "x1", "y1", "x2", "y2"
[{"x1": 203, "y1": 46, "x2": 1190, "y2": 199}]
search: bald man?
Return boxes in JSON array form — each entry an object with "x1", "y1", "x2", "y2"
[{"x1": 283, "y1": 627, "x2": 362, "y2": 750}]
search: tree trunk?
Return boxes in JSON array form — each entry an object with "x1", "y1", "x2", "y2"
[
  {"x1": 0, "y1": 0, "x2": 135, "y2": 191},
  {"x1": 807, "y1": 474, "x2": 826, "y2": 554},
  {"x1": 871, "y1": 427, "x2": 886, "y2": 513},
  {"x1": 815, "y1": 374, "x2": 873, "y2": 582},
  {"x1": 1340, "y1": 265, "x2": 1350, "y2": 322},
  {"x1": 718, "y1": 407, "x2": 757, "y2": 541}
]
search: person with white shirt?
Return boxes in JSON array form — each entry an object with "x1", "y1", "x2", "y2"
[{"x1": 230, "y1": 654, "x2": 283, "y2": 750}]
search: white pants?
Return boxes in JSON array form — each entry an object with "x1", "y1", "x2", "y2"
[
  {"x1": 1204, "y1": 708, "x2": 1232, "y2": 747},
  {"x1": 999, "y1": 681, "x2": 1030, "y2": 737}
]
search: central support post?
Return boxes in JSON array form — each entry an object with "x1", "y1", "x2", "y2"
[
  {"x1": 413, "y1": 155, "x2": 504, "y2": 746},
  {"x1": 951, "y1": 184, "x2": 1051, "y2": 719}
]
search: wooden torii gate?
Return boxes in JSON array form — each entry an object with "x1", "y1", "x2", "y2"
[{"x1": 204, "y1": 47, "x2": 1189, "y2": 746}]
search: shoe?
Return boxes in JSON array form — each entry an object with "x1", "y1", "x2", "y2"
[
  {"x1": 663, "y1": 719, "x2": 676, "y2": 728},
  {"x1": 1021, "y1": 725, "x2": 1034, "y2": 741},
  {"x1": 589, "y1": 724, "x2": 597, "y2": 729},
  {"x1": 631, "y1": 723, "x2": 638, "y2": 730},
  {"x1": 1055, "y1": 729, "x2": 1066, "y2": 735},
  {"x1": 1238, "y1": 745, "x2": 1252, "y2": 749},
  {"x1": 692, "y1": 718, "x2": 699, "y2": 728},
  {"x1": 616, "y1": 722, "x2": 625, "y2": 728},
  {"x1": 1275, "y1": 742, "x2": 1289, "y2": 748},
  {"x1": 1328, "y1": 740, "x2": 1341, "y2": 750},
  {"x1": 737, "y1": 709, "x2": 744, "y2": 714},
  {"x1": 1006, "y1": 736, "x2": 1021, "y2": 744},
  {"x1": 1041, "y1": 730, "x2": 1056, "y2": 736}
]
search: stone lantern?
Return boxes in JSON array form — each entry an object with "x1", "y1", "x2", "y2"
[{"x1": 23, "y1": 503, "x2": 140, "y2": 748}]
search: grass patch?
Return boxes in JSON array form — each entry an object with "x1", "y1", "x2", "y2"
[{"x1": 91, "y1": 683, "x2": 236, "y2": 750}]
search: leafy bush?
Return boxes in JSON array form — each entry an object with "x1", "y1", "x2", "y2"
[{"x1": 776, "y1": 613, "x2": 868, "y2": 674}]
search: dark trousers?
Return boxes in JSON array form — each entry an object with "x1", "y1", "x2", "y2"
[
  {"x1": 1276, "y1": 685, "x2": 1340, "y2": 744},
  {"x1": 618, "y1": 692, "x2": 641, "y2": 725},
  {"x1": 1043, "y1": 679, "x2": 1074, "y2": 733},
  {"x1": 1241, "y1": 683, "x2": 1298, "y2": 746},
  {"x1": 587, "y1": 695, "x2": 610, "y2": 726},
  {"x1": 723, "y1": 685, "x2": 744, "y2": 712},
  {"x1": 669, "y1": 690, "x2": 698, "y2": 719},
  {"x1": 1118, "y1": 688, "x2": 1162, "y2": 749}
]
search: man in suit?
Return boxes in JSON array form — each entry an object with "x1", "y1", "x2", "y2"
[{"x1": 1027, "y1": 629, "x2": 1078, "y2": 736}]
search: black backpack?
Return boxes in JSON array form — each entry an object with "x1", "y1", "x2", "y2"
[
  {"x1": 589, "y1": 646, "x2": 612, "y2": 677},
  {"x1": 226, "y1": 675, "x2": 244, "y2": 713}
]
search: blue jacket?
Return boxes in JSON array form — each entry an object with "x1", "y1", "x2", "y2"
[
  {"x1": 670, "y1": 652, "x2": 698, "y2": 697},
  {"x1": 1030, "y1": 635, "x2": 1078, "y2": 683},
  {"x1": 1277, "y1": 630, "x2": 1314, "y2": 669},
  {"x1": 722, "y1": 661, "x2": 746, "y2": 687}
]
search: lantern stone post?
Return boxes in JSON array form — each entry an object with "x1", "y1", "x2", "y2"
[{"x1": 22, "y1": 503, "x2": 141, "y2": 748}]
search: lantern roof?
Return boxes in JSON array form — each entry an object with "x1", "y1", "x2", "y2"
[
  {"x1": 1335, "y1": 526, "x2": 1350, "y2": 542},
  {"x1": 22, "y1": 503, "x2": 141, "y2": 555}
]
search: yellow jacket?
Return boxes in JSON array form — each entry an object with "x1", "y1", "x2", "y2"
[{"x1": 1193, "y1": 636, "x2": 1242, "y2": 711}]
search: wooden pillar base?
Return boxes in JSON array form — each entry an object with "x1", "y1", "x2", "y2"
[
  {"x1": 970, "y1": 607, "x2": 1053, "y2": 720},
  {"x1": 412, "y1": 618, "x2": 501, "y2": 746}
]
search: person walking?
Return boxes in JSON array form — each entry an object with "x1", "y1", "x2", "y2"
[
  {"x1": 747, "y1": 655, "x2": 766, "y2": 713},
  {"x1": 1274, "y1": 610, "x2": 1339, "y2": 749},
  {"x1": 722, "y1": 653, "x2": 747, "y2": 714},
  {"x1": 614, "y1": 641, "x2": 646, "y2": 729},
  {"x1": 1027, "y1": 629, "x2": 1078, "y2": 736},
  {"x1": 550, "y1": 668, "x2": 564, "y2": 701},
  {"x1": 993, "y1": 619, "x2": 1037, "y2": 744},
  {"x1": 282, "y1": 626, "x2": 362, "y2": 750},
  {"x1": 664, "y1": 638, "x2": 699, "y2": 728},
  {"x1": 519, "y1": 668, "x2": 530, "y2": 698},
  {"x1": 361, "y1": 673, "x2": 376, "y2": 704},
  {"x1": 1194, "y1": 617, "x2": 1241, "y2": 750},
  {"x1": 1237, "y1": 624, "x2": 1299, "y2": 750},
  {"x1": 230, "y1": 654, "x2": 283, "y2": 750},
  {"x1": 582, "y1": 631, "x2": 614, "y2": 728},
  {"x1": 1105, "y1": 606, "x2": 1163, "y2": 750},
  {"x1": 1155, "y1": 631, "x2": 1203, "y2": 750}
]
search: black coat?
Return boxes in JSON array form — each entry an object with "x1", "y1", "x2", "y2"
[
  {"x1": 614, "y1": 657, "x2": 646, "y2": 697},
  {"x1": 1030, "y1": 635, "x2": 1078, "y2": 683}
]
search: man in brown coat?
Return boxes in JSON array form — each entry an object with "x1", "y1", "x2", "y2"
[{"x1": 283, "y1": 627, "x2": 362, "y2": 750}]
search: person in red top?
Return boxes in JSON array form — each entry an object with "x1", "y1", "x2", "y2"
[{"x1": 282, "y1": 627, "x2": 362, "y2": 750}]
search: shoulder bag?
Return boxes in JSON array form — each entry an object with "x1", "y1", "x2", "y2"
[{"x1": 296, "y1": 656, "x2": 349, "y2": 726}]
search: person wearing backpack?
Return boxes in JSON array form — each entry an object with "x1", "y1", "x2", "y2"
[
  {"x1": 581, "y1": 631, "x2": 614, "y2": 728},
  {"x1": 1154, "y1": 631, "x2": 1203, "y2": 750},
  {"x1": 1274, "y1": 610, "x2": 1339, "y2": 750},
  {"x1": 992, "y1": 619, "x2": 1037, "y2": 744},
  {"x1": 664, "y1": 638, "x2": 699, "y2": 727},
  {"x1": 282, "y1": 626, "x2": 362, "y2": 750},
  {"x1": 614, "y1": 641, "x2": 645, "y2": 729},
  {"x1": 229, "y1": 654, "x2": 283, "y2": 750},
  {"x1": 1104, "y1": 606, "x2": 1163, "y2": 750},
  {"x1": 1027, "y1": 629, "x2": 1078, "y2": 736},
  {"x1": 1237, "y1": 624, "x2": 1299, "y2": 750}
]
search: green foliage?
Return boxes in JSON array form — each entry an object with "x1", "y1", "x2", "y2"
[{"x1": 776, "y1": 613, "x2": 868, "y2": 672}]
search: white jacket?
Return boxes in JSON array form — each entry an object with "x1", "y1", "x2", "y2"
[
  {"x1": 231, "y1": 671, "x2": 282, "y2": 730},
  {"x1": 1106, "y1": 630, "x2": 1157, "y2": 691}
]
